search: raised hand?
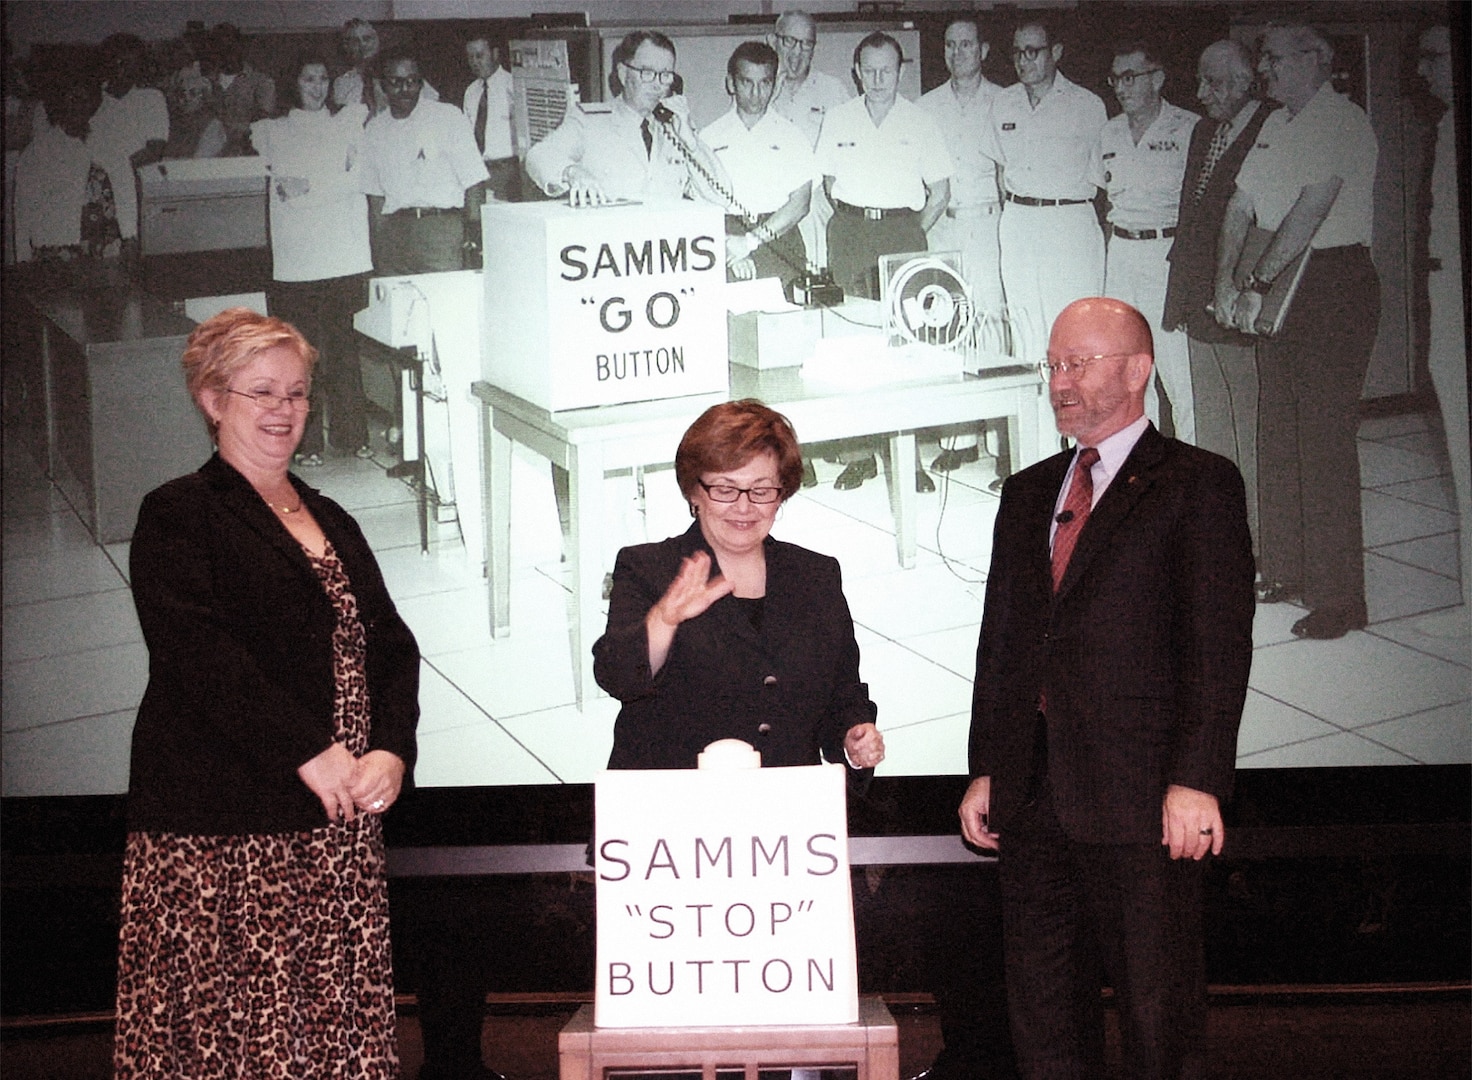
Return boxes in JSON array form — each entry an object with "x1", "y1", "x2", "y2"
[{"x1": 645, "y1": 551, "x2": 733, "y2": 674}]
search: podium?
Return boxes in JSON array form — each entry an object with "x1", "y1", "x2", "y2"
[
  {"x1": 567, "y1": 760, "x2": 892, "y2": 1078},
  {"x1": 557, "y1": 996, "x2": 899, "y2": 1080}
]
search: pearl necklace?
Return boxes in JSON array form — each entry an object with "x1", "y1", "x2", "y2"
[{"x1": 269, "y1": 499, "x2": 303, "y2": 515}]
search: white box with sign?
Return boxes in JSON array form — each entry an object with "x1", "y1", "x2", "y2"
[
  {"x1": 592, "y1": 763, "x2": 858, "y2": 1029},
  {"x1": 482, "y1": 201, "x2": 729, "y2": 412}
]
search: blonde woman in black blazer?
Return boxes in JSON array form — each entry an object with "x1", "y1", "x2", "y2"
[
  {"x1": 114, "y1": 308, "x2": 417, "y2": 1080},
  {"x1": 593, "y1": 399, "x2": 884, "y2": 773}
]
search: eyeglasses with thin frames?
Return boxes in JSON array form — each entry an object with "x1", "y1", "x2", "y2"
[
  {"x1": 697, "y1": 480, "x2": 782, "y2": 505},
  {"x1": 226, "y1": 388, "x2": 312, "y2": 411},
  {"x1": 1038, "y1": 353, "x2": 1135, "y2": 380},
  {"x1": 621, "y1": 63, "x2": 676, "y2": 86}
]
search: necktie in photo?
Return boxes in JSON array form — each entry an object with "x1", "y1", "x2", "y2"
[
  {"x1": 1051, "y1": 447, "x2": 1100, "y2": 591},
  {"x1": 1192, "y1": 121, "x2": 1231, "y2": 202},
  {"x1": 641, "y1": 117, "x2": 653, "y2": 159},
  {"x1": 474, "y1": 78, "x2": 489, "y2": 154}
]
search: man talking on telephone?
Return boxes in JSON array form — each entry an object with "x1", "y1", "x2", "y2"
[{"x1": 526, "y1": 30, "x2": 730, "y2": 208}]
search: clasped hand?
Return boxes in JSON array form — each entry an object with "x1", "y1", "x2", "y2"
[
  {"x1": 844, "y1": 723, "x2": 885, "y2": 769},
  {"x1": 297, "y1": 743, "x2": 406, "y2": 824}
]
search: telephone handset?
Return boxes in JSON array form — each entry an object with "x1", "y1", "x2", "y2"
[{"x1": 649, "y1": 92, "x2": 746, "y2": 218}]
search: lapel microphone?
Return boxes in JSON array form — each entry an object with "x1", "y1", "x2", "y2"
[{"x1": 1055, "y1": 510, "x2": 1075, "y2": 524}]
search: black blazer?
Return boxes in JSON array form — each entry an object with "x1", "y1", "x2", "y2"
[
  {"x1": 593, "y1": 522, "x2": 877, "y2": 772},
  {"x1": 126, "y1": 454, "x2": 419, "y2": 835},
  {"x1": 1163, "y1": 99, "x2": 1277, "y2": 342},
  {"x1": 969, "y1": 426, "x2": 1255, "y2": 844}
]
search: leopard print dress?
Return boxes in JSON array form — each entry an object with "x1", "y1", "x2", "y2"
[{"x1": 114, "y1": 542, "x2": 398, "y2": 1079}]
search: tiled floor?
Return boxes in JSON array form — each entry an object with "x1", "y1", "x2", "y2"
[{"x1": 3, "y1": 411, "x2": 1468, "y2": 796}]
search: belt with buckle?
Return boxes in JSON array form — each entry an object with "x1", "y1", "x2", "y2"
[
  {"x1": 945, "y1": 203, "x2": 1001, "y2": 219},
  {"x1": 391, "y1": 206, "x2": 460, "y2": 218},
  {"x1": 1111, "y1": 224, "x2": 1177, "y2": 241},
  {"x1": 1006, "y1": 193, "x2": 1091, "y2": 208},
  {"x1": 834, "y1": 200, "x2": 914, "y2": 221}
]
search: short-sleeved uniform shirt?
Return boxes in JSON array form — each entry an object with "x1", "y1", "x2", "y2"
[
  {"x1": 815, "y1": 94, "x2": 953, "y2": 211},
  {"x1": 920, "y1": 78, "x2": 1002, "y2": 209},
  {"x1": 1234, "y1": 82, "x2": 1377, "y2": 247},
  {"x1": 1097, "y1": 100, "x2": 1198, "y2": 229},
  {"x1": 701, "y1": 107, "x2": 814, "y2": 216},
  {"x1": 983, "y1": 72, "x2": 1106, "y2": 200},
  {"x1": 771, "y1": 69, "x2": 853, "y2": 150}
]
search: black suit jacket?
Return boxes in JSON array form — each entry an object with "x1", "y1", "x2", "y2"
[
  {"x1": 126, "y1": 454, "x2": 420, "y2": 835},
  {"x1": 593, "y1": 522, "x2": 877, "y2": 772},
  {"x1": 1163, "y1": 100, "x2": 1277, "y2": 342},
  {"x1": 969, "y1": 426, "x2": 1255, "y2": 844}
]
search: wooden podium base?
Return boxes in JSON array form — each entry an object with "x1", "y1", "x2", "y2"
[{"x1": 558, "y1": 996, "x2": 899, "y2": 1080}]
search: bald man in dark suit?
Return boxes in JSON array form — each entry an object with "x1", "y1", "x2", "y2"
[{"x1": 960, "y1": 297, "x2": 1255, "y2": 1079}]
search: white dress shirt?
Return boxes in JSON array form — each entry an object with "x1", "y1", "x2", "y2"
[
  {"x1": 701, "y1": 107, "x2": 813, "y2": 216},
  {"x1": 1098, "y1": 101, "x2": 1198, "y2": 229},
  {"x1": 815, "y1": 94, "x2": 953, "y2": 211},
  {"x1": 359, "y1": 98, "x2": 488, "y2": 213},
  {"x1": 920, "y1": 78, "x2": 1001, "y2": 209},
  {"x1": 984, "y1": 72, "x2": 1106, "y2": 201},
  {"x1": 1234, "y1": 82, "x2": 1377, "y2": 248},
  {"x1": 462, "y1": 67, "x2": 515, "y2": 160}
]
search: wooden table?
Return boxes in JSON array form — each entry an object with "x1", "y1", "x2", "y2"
[
  {"x1": 473, "y1": 362, "x2": 1043, "y2": 707},
  {"x1": 558, "y1": 996, "x2": 899, "y2": 1080}
]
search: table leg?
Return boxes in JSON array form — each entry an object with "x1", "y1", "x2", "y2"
[
  {"x1": 885, "y1": 431, "x2": 918, "y2": 568},
  {"x1": 567, "y1": 441, "x2": 607, "y2": 710},
  {"x1": 482, "y1": 406, "x2": 512, "y2": 639}
]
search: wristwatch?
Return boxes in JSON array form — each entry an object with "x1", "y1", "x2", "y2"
[{"x1": 1241, "y1": 271, "x2": 1273, "y2": 295}]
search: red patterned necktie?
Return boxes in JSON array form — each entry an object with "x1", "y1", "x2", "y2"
[{"x1": 1051, "y1": 447, "x2": 1100, "y2": 591}]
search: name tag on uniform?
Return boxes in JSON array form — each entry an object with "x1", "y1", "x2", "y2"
[
  {"x1": 1148, "y1": 140, "x2": 1180, "y2": 151},
  {"x1": 1002, "y1": 122, "x2": 1017, "y2": 131},
  {"x1": 1102, "y1": 151, "x2": 1116, "y2": 160},
  {"x1": 837, "y1": 140, "x2": 856, "y2": 147}
]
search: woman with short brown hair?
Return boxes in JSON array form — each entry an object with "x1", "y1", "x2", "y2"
[{"x1": 594, "y1": 398, "x2": 883, "y2": 772}]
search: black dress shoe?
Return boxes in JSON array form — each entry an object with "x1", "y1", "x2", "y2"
[
  {"x1": 1291, "y1": 604, "x2": 1368, "y2": 640},
  {"x1": 801, "y1": 460, "x2": 818, "y2": 488},
  {"x1": 834, "y1": 456, "x2": 878, "y2": 490},
  {"x1": 1255, "y1": 580, "x2": 1300, "y2": 604},
  {"x1": 916, "y1": 469, "x2": 935, "y2": 493},
  {"x1": 931, "y1": 445, "x2": 980, "y2": 472}
]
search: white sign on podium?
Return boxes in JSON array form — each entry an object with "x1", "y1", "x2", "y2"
[
  {"x1": 482, "y1": 200, "x2": 729, "y2": 412},
  {"x1": 593, "y1": 763, "x2": 859, "y2": 1028}
]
